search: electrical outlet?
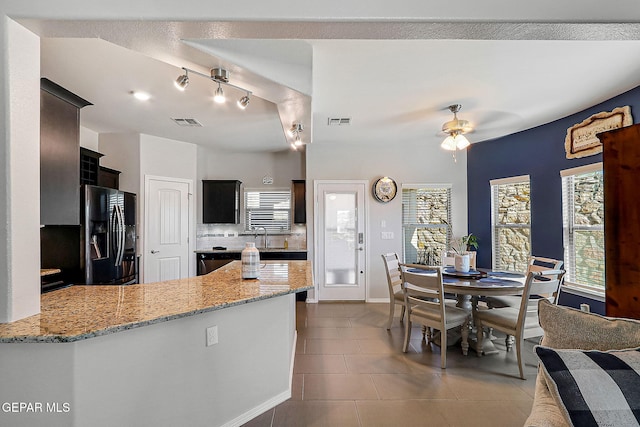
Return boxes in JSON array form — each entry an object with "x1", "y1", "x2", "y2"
[
  {"x1": 580, "y1": 304, "x2": 590, "y2": 313},
  {"x1": 206, "y1": 325, "x2": 218, "y2": 346}
]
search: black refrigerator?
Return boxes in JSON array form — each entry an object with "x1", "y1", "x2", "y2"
[{"x1": 83, "y1": 185, "x2": 137, "y2": 285}]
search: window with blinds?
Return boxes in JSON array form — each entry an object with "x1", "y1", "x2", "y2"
[
  {"x1": 402, "y1": 185, "x2": 452, "y2": 265},
  {"x1": 490, "y1": 176, "x2": 531, "y2": 272},
  {"x1": 561, "y1": 163, "x2": 604, "y2": 292},
  {"x1": 244, "y1": 190, "x2": 291, "y2": 232}
]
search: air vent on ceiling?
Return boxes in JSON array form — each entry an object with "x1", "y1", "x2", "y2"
[
  {"x1": 327, "y1": 117, "x2": 351, "y2": 126},
  {"x1": 171, "y1": 118, "x2": 203, "y2": 127}
]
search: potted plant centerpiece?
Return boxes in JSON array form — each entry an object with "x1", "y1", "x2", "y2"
[{"x1": 451, "y1": 234, "x2": 479, "y2": 272}]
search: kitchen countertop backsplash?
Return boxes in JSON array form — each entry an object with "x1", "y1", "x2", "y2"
[{"x1": 196, "y1": 223, "x2": 307, "y2": 251}]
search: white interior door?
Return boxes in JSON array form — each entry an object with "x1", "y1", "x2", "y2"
[
  {"x1": 145, "y1": 177, "x2": 190, "y2": 283},
  {"x1": 315, "y1": 181, "x2": 367, "y2": 300}
]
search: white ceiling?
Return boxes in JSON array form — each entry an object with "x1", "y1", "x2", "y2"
[{"x1": 27, "y1": 18, "x2": 640, "y2": 153}]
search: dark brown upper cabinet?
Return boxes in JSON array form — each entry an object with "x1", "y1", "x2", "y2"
[
  {"x1": 40, "y1": 78, "x2": 92, "y2": 225},
  {"x1": 293, "y1": 180, "x2": 306, "y2": 224},
  {"x1": 202, "y1": 180, "x2": 242, "y2": 224}
]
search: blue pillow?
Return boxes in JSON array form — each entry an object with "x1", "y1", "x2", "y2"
[{"x1": 534, "y1": 345, "x2": 640, "y2": 427}]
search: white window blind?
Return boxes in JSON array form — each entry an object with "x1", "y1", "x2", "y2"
[
  {"x1": 491, "y1": 176, "x2": 531, "y2": 272},
  {"x1": 561, "y1": 164, "x2": 604, "y2": 292},
  {"x1": 402, "y1": 185, "x2": 452, "y2": 265},
  {"x1": 244, "y1": 190, "x2": 291, "y2": 232}
]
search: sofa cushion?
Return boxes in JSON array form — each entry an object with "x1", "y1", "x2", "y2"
[
  {"x1": 535, "y1": 345, "x2": 640, "y2": 427},
  {"x1": 525, "y1": 300, "x2": 640, "y2": 427},
  {"x1": 537, "y1": 299, "x2": 640, "y2": 350}
]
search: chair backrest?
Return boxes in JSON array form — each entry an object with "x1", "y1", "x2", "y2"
[
  {"x1": 381, "y1": 253, "x2": 402, "y2": 297},
  {"x1": 527, "y1": 256, "x2": 565, "y2": 302},
  {"x1": 400, "y1": 267, "x2": 446, "y2": 320},
  {"x1": 517, "y1": 269, "x2": 565, "y2": 333}
]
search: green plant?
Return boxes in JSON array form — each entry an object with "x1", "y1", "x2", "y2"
[{"x1": 451, "y1": 234, "x2": 479, "y2": 254}]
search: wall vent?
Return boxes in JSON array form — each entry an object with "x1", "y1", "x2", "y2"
[
  {"x1": 327, "y1": 117, "x2": 351, "y2": 126},
  {"x1": 171, "y1": 118, "x2": 203, "y2": 127}
]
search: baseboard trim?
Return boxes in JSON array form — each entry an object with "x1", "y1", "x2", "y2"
[{"x1": 366, "y1": 298, "x2": 391, "y2": 303}]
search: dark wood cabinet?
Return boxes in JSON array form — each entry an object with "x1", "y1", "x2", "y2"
[
  {"x1": 599, "y1": 123, "x2": 640, "y2": 319},
  {"x1": 80, "y1": 147, "x2": 103, "y2": 186},
  {"x1": 98, "y1": 166, "x2": 121, "y2": 189},
  {"x1": 40, "y1": 78, "x2": 92, "y2": 225},
  {"x1": 293, "y1": 180, "x2": 306, "y2": 224},
  {"x1": 202, "y1": 180, "x2": 242, "y2": 224}
]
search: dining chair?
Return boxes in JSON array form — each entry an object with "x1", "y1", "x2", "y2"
[
  {"x1": 475, "y1": 269, "x2": 565, "y2": 379},
  {"x1": 485, "y1": 256, "x2": 564, "y2": 309},
  {"x1": 381, "y1": 253, "x2": 405, "y2": 330},
  {"x1": 401, "y1": 266, "x2": 470, "y2": 369}
]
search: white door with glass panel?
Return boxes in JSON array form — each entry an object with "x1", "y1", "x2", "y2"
[
  {"x1": 316, "y1": 181, "x2": 367, "y2": 300},
  {"x1": 145, "y1": 176, "x2": 191, "y2": 283}
]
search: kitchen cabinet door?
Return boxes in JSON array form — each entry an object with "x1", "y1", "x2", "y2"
[
  {"x1": 40, "y1": 78, "x2": 92, "y2": 225},
  {"x1": 293, "y1": 180, "x2": 306, "y2": 224},
  {"x1": 202, "y1": 180, "x2": 242, "y2": 224}
]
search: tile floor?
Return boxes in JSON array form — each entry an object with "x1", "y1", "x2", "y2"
[{"x1": 243, "y1": 302, "x2": 539, "y2": 427}]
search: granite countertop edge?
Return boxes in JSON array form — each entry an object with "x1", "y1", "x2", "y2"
[{"x1": 0, "y1": 285, "x2": 312, "y2": 344}]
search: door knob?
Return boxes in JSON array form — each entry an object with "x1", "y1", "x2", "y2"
[{"x1": 150, "y1": 250, "x2": 160, "y2": 254}]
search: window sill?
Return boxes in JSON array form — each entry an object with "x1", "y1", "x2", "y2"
[{"x1": 561, "y1": 283, "x2": 605, "y2": 303}]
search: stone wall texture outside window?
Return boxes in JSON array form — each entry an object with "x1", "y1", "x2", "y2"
[
  {"x1": 494, "y1": 181, "x2": 531, "y2": 272},
  {"x1": 403, "y1": 188, "x2": 450, "y2": 265},
  {"x1": 569, "y1": 171, "x2": 605, "y2": 288}
]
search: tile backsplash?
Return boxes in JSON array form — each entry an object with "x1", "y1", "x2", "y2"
[{"x1": 196, "y1": 223, "x2": 307, "y2": 251}]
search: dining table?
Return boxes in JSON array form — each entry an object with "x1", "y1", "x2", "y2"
[{"x1": 404, "y1": 264, "x2": 526, "y2": 355}]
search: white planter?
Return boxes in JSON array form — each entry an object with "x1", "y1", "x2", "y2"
[{"x1": 454, "y1": 254, "x2": 470, "y2": 273}]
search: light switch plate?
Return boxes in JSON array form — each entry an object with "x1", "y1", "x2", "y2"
[{"x1": 381, "y1": 232, "x2": 394, "y2": 240}]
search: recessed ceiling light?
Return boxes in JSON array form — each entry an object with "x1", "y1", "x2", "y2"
[{"x1": 132, "y1": 91, "x2": 151, "y2": 101}]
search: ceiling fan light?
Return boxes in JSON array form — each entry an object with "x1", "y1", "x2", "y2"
[
  {"x1": 174, "y1": 74, "x2": 189, "y2": 91},
  {"x1": 455, "y1": 134, "x2": 470, "y2": 149},
  {"x1": 441, "y1": 135, "x2": 457, "y2": 151},
  {"x1": 237, "y1": 95, "x2": 250, "y2": 109},
  {"x1": 213, "y1": 85, "x2": 225, "y2": 104}
]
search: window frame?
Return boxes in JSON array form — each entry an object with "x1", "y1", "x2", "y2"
[
  {"x1": 243, "y1": 188, "x2": 292, "y2": 233},
  {"x1": 401, "y1": 183, "x2": 453, "y2": 265},
  {"x1": 560, "y1": 162, "x2": 605, "y2": 297},
  {"x1": 490, "y1": 175, "x2": 532, "y2": 272}
]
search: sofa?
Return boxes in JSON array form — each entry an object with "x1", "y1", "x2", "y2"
[{"x1": 525, "y1": 299, "x2": 640, "y2": 427}]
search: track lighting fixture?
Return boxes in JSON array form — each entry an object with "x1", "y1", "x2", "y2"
[
  {"x1": 440, "y1": 104, "x2": 473, "y2": 160},
  {"x1": 288, "y1": 122, "x2": 305, "y2": 149},
  {"x1": 237, "y1": 93, "x2": 250, "y2": 109},
  {"x1": 213, "y1": 83, "x2": 225, "y2": 104},
  {"x1": 174, "y1": 71, "x2": 189, "y2": 91},
  {"x1": 174, "y1": 66, "x2": 252, "y2": 110}
]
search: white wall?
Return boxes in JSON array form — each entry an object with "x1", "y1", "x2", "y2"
[
  {"x1": 140, "y1": 134, "x2": 198, "y2": 278},
  {"x1": 306, "y1": 143, "x2": 468, "y2": 300},
  {"x1": 196, "y1": 146, "x2": 304, "y2": 223},
  {"x1": 98, "y1": 132, "x2": 141, "y2": 194},
  {"x1": 0, "y1": 18, "x2": 41, "y2": 322},
  {"x1": 79, "y1": 126, "x2": 99, "y2": 152}
]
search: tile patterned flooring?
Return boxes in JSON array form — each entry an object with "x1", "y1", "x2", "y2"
[{"x1": 243, "y1": 302, "x2": 538, "y2": 427}]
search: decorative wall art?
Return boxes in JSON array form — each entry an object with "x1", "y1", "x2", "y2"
[{"x1": 565, "y1": 106, "x2": 633, "y2": 159}]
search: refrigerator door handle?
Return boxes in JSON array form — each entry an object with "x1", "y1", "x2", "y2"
[
  {"x1": 111, "y1": 205, "x2": 118, "y2": 263},
  {"x1": 116, "y1": 205, "x2": 126, "y2": 266}
]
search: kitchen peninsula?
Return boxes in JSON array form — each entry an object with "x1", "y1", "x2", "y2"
[{"x1": 0, "y1": 261, "x2": 312, "y2": 427}]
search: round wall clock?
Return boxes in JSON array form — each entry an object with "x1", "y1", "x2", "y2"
[{"x1": 372, "y1": 177, "x2": 398, "y2": 203}]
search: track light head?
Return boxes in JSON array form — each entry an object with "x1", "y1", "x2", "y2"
[
  {"x1": 213, "y1": 84, "x2": 225, "y2": 104},
  {"x1": 237, "y1": 94, "x2": 250, "y2": 109},
  {"x1": 174, "y1": 72, "x2": 189, "y2": 91}
]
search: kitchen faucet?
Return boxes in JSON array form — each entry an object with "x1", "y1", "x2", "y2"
[{"x1": 252, "y1": 226, "x2": 269, "y2": 249}]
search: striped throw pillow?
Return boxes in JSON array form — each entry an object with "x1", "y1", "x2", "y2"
[{"x1": 535, "y1": 345, "x2": 640, "y2": 427}]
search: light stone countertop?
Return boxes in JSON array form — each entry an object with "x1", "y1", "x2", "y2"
[{"x1": 0, "y1": 260, "x2": 312, "y2": 343}]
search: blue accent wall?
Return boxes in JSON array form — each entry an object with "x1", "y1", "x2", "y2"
[{"x1": 467, "y1": 85, "x2": 640, "y2": 308}]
